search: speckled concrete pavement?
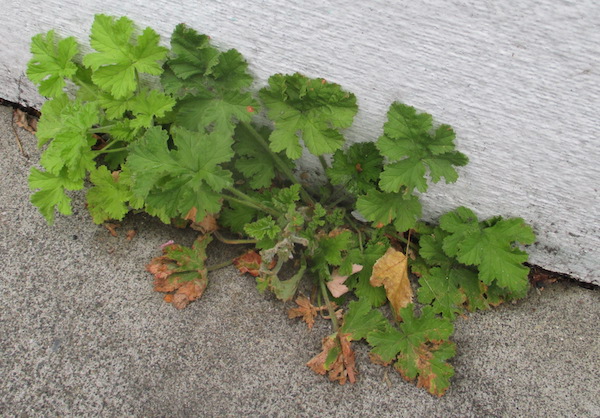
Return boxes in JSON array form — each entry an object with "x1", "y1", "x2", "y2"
[{"x1": 1, "y1": 105, "x2": 598, "y2": 416}]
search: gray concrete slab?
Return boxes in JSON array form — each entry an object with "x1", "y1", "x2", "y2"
[{"x1": 0, "y1": 104, "x2": 599, "y2": 417}]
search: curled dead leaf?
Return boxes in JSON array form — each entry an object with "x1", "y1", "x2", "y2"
[
  {"x1": 186, "y1": 208, "x2": 219, "y2": 234},
  {"x1": 307, "y1": 333, "x2": 357, "y2": 385},
  {"x1": 103, "y1": 222, "x2": 120, "y2": 237},
  {"x1": 233, "y1": 250, "x2": 262, "y2": 277},
  {"x1": 146, "y1": 236, "x2": 211, "y2": 309},
  {"x1": 171, "y1": 280, "x2": 207, "y2": 309},
  {"x1": 13, "y1": 109, "x2": 37, "y2": 133}
]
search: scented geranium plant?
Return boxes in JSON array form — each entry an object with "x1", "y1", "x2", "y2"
[{"x1": 26, "y1": 14, "x2": 535, "y2": 396}]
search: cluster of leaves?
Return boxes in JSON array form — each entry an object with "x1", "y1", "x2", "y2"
[{"x1": 26, "y1": 15, "x2": 536, "y2": 396}]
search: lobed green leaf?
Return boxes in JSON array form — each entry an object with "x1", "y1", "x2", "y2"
[
  {"x1": 27, "y1": 31, "x2": 79, "y2": 98},
  {"x1": 259, "y1": 73, "x2": 357, "y2": 159},
  {"x1": 83, "y1": 14, "x2": 168, "y2": 98},
  {"x1": 377, "y1": 103, "x2": 468, "y2": 193}
]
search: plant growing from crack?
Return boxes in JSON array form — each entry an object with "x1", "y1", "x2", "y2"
[{"x1": 26, "y1": 14, "x2": 536, "y2": 396}]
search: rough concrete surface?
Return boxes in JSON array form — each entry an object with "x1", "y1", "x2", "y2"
[{"x1": 0, "y1": 104, "x2": 598, "y2": 416}]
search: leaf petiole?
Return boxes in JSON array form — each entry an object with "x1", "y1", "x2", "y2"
[
  {"x1": 88, "y1": 125, "x2": 117, "y2": 134},
  {"x1": 224, "y1": 187, "x2": 281, "y2": 217},
  {"x1": 213, "y1": 230, "x2": 257, "y2": 245},
  {"x1": 207, "y1": 259, "x2": 234, "y2": 272},
  {"x1": 93, "y1": 146, "x2": 128, "y2": 155},
  {"x1": 319, "y1": 273, "x2": 339, "y2": 332}
]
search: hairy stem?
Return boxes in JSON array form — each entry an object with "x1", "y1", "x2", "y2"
[
  {"x1": 344, "y1": 215, "x2": 364, "y2": 252},
  {"x1": 213, "y1": 230, "x2": 257, "y2": 245},
  {"x1": 223, "y1": 187, "x2": 281, "y2": 217},
  {"x1": 73, "y1": 75, "x2": 99, "y2": 99},
  {"x1": 94, "y1": 146, "x2": 128, "y2": 155},
  {"x1": 318, "y1": 155, "x2": 329, "y2": 173},
  {"x1": 319, "y1": 273, "x2": 339, "y2": 332},
  {"x1": 207, "y1": 258, "x2": 234, "y2": 272},
  {"x1": 88, "y1": 125, "x2": 117, "y2": 134}
]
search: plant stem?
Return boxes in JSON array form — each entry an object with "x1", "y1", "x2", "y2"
[
  {"x1": 319, "y1": 274, "x2": 339, "y2": 332},
  {"x1": 318, "y1": 155, "x2": 336, "y2": 199},
  {"x1": 94, "y1": 146, "x2": 128, "y2": 155},
  {"x1": 207, "y1": 259, "x2": 234, "y2": 272},
  {"x1": 73, "y1": 77, "x2": 99, "y2": 99},
  {"x1": 223, "y1": 187, "x2": 281, "y2": 217},
  {"x1": 318, "y1": 155, "x2": 329, "y2": 173},
  {"x1": 239, "y1": 122, "x2": 314, "y2": 205},
  {"x1": 326, "y1": 192, "x2": 350, "y2": 210},
  {"x1": 222, "y1": 195, "x2": 269, "y2": 215},
  {"x1": 88, "y1": 125, "x2": 117, "y2": 134},
  {"x1": 385, "y1": 229, "x2": 419, "y2": 253},
  {"x1": 213, "y1": 230, "x2": 257, "y2": 245}
]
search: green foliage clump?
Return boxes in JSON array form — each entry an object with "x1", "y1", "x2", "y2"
[{"x1": 26, "y1": 15, "x2": 536, "y2": 396}]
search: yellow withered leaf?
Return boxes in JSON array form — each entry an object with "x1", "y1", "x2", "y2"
[{"x1": 370, "y1": 247, "x2": 413, "y2": 320}]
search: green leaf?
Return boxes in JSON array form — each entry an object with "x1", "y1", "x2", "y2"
[
  {"x1": 366, "y1": 322, "x2": 404, "y2": 363},
  {"x1": 166, "y1": 24, "x2": 220, "y2": 80},
  {"x1": 417, "y1": 227, "x2": 454, "y2": 267},
  {"x1": 379, "y1": 158, "x2": 427, "y2": 193},
  {"x1": 100, "y1": 89, "x2": 175, "y2": 130},
  {"x1": 29, "y1": 168, "x2": 84, "y2": 225},
  {"x1": 36, "y1": 95, "x2": 71, "y2": 146},
  {"x1": 327, "y1": 142, "x2": 383, "y2": 195},
  {"x1": 98, "y1": 89, "x2": 175, "y2": 142},
  {"x1": 233, "y1": 124, "x2": 294, "y2": 189},
  {"x1": 366, "y1": 305, "x2": 455, "y2": 396},
  {"x1": 377, "y1": 103, "x2": 468, "y2": 193},
  {"x1": 126, "y1": 126, "x2": 233, "y2": 222},
  {"x1": 164, "y1": 24, "x2": 258, "y2": 135},
  {"x1": 395, "y1": 339, "x2": 455, "y2": 397},
  {"x1": 86, "y1": 166, "x2": 134, "y2": 223},
  {"x1": 417, "y1": 266, "x2": 468, "y2": 319},
  {"x1": 439, "y1": 207, "x2": 535, "y2": 295},
  {"x1": 83, "y1": 14, "x2": 168, "y2": 98},
  {"x1": 220, "y1": 200, "x2": 259, "y2": 235},
  {"x1": 270, "y1": 256, "x2": 307, "y2": 301},
  {"x1": 341, "y1": 299, "x2": 388, "y2": 341},
  {"x1": 313, "y1": 230, "x2": 354, "y2": 267},
  {"x1": 27, "y1": 30, "x2": 79, "y2": 98},
  {"x1": 209, "y1": 49, "x2": 255, "y2": 91},
  {"x1": 272, "y1": 184, "x2": 302, "y2": 212},
  {"x1": 162, "y1": 235, "x2": 212, "y2": 281},
  {"x1": 356, "y1": 190, "x2": 422, "y2": 232},
  {"x1": 259, "y1": 73, "x2": 357, "y2": 159},
  {"x1": 175, "y1": 90, "x2": 257, "y2": 136},
  {"x1": 244, "y1": 217, "x2": 281, "y2": 241},
  {"x1": 38, "y1": 100, "x2": 99, "y2": 179},
  {"x1": 346, "y1": 241, "x2": 388, "y2": 307}
]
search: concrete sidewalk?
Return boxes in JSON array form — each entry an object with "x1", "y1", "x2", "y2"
[{"x1": 0, "y1": 104, "x2": 598, "y2": 417}]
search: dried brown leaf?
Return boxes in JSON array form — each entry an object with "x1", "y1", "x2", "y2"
[
  {"x1": 307, "y1": 333, "x2": 357, "y2": 385},
  {"x1": 103, "y1": 222, "x2": 120, "y2": 237},
  {"x1": 185, "y1": 208, "x2": 219, "y2": 234},
  {"x1": 327, "y1": 264, "x2": 363, "y2": 298},
  {"x1": 13, "y1": 109, "x2": 37, "y2": 133},
  {"x1": 370, "y1": 247, "x2": 413, "y2": 320},
  {"x1": 288, "y1": 295, "x2": 327, "y2": 330},
  {"x1": 126, "y1": 229, "x2": 137, "y2": 241},
  {"x1": 171, "y1": 279, "x2": 207, "y2": 309},
  {"x1": 233, "y1": 250, "x2": 262, "y2": 277}
]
